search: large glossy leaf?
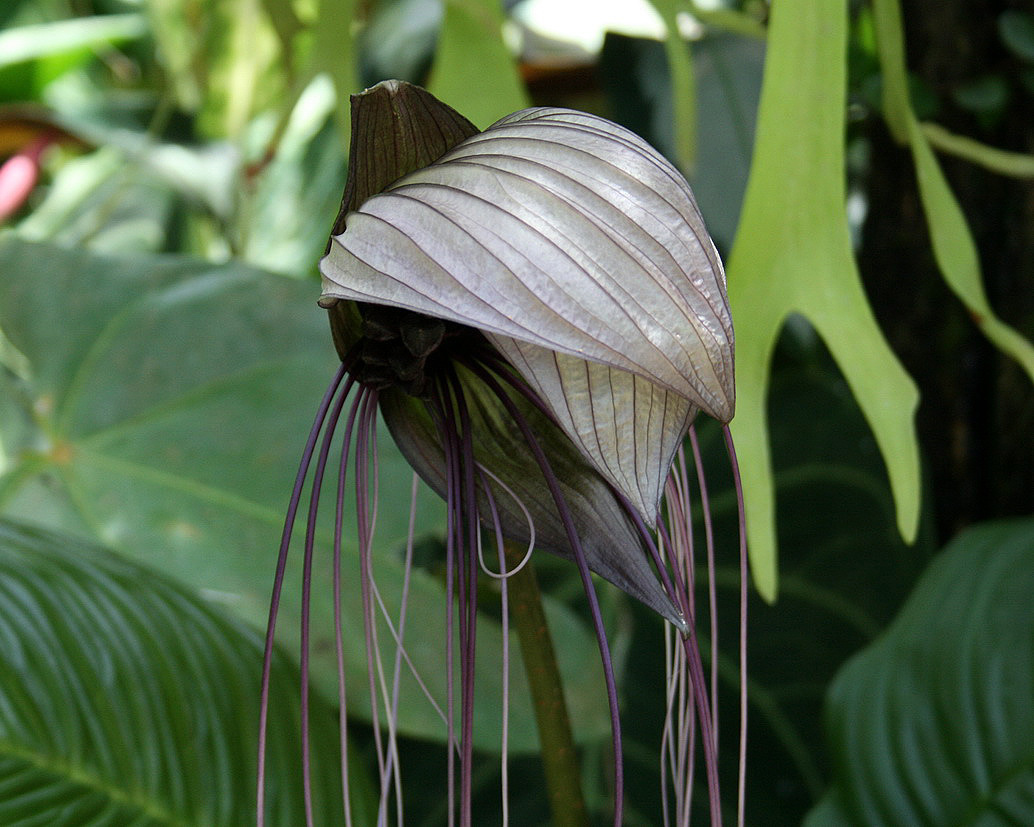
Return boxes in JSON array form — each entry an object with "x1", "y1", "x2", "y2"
[
  {"x1": 0, "y1": 517, "x2": 347, "y2": 824},
  {"x1": 805, "y1": 519, "x2": 1034, "y2": 825},
  {"x1": 726, "y1": 0, "x2": 920, "y2": 600},
  {"x1": 0, "y1": 238, "x2": 608, "y2": 751}
]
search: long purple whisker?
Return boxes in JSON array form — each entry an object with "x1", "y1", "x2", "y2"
[
  {"x1": 663, "y1": 455, "x2": 694, "y2": 601},
  {"x1": 660, "y1": 614, "x2": 694, "y2": 826},
  {"x1": 478, "y1": 467, "x2": 511, "y2": 824},
  {"x1": 468, "y1": 352, "x2": 732, "y2": 824},
  {"x1": 688, "y1": 426, "x2": 719, "y2": 751},
  {"x1": 723, "y1": 425, "x2": 748, "y2": 827},
  {"x1": 300, "y1": 372, "x2": 358, "y2": 826},
  {"x1": 333, "y1": 381, "x2": 367, "y2": 827},
  {"x1": 380, "y1": 469, "x2": 420, "y2": 821},
  {"x1": 353, "y1": 388, "x2": 399, "y2": 823},
  {"x1": 428, "y1": 382, "x2": 462, "y2": 826},
  {"x1": 432, "y1": 369, "x2": 483, "y2": 827},
  {"x1": 660, "y1": 461, "x2": 694, "y2": 824},
  {"x1": 449, "y1": 371, "x2": 481, "y2": 827},
  {"x1": 621, "y1": 496, "x2": 721, "y2": 826},
  {"x1": 258, "y1": 362, "x2": 346, "y2": 827},
  {"x1": 467, "y1": 361, "x2": 626, "y2": 827},
  {"x1": 365, "y1": 395, "x2": 408, "y2": 823}
]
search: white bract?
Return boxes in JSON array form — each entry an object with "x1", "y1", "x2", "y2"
[{"x1": 320, "y1": 85, "x2": 733, "y2": 624}]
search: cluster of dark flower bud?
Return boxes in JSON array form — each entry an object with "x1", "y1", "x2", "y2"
[{"x1": 352, "y1": 302, "x2": 470, "y2": 396}]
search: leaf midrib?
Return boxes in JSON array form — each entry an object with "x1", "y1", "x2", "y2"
[
  {"x1": 55, "y1": 268, "x2": 261, "y2": 436},
  {"x1": 956, "y1": 707, "x2": 1034, "y2": 826},
  {"x1": 0, "y1": 738, "x2": 190, "y2": 826},
  {"x1": 71, "y1": 449, "x2": 284, "y2": 526}
]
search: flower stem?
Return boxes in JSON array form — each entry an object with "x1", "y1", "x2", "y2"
[{"x1": 504, "y1": 542, "x2": 589, "y2": 827}]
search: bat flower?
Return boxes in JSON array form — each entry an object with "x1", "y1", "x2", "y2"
[{"x1": 258, "y1": 80, "x2": 745, "y2": 826}]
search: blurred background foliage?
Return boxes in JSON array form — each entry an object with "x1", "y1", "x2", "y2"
[{"x1": 1, "y1": 0, "x2": 1033, "y2": 824}]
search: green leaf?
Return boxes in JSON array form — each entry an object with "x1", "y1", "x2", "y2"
[
  {"x1": 241, "y1": 76, "x2": 347, "y2": 275},
  {"x1": 952, "y1": 74, "x2": 1010, "y2": 116},
  {"x1": 359, "y1": 0, "x2": 442, "y2": 84},
  {"x1": 873, "y1": 0, "x2": 1034, "y2": 385},
  {"x1": 805, "y1": 519, "x2": 1034, "y2": 825},
  {"x1": 0, "y1": 238, "x2": 609, "y2": 751},
  {"x1": 308, "y1": 0, "x2": 359, "y2": 135},
  {"x1": 726, "y1": 0, "x2": 920, "y2": 600},
  {"x1": 648, "y1": 0, "x2": 697, "y2": 172},
  {"x1": 0, "y1": 14, "x2": 148, "y2": 101},
  {"x1": 921, "y1": 122, "x2": 1034, "y2": 180},
  {"x1": 999, "y1": 10, "x2": 1034, "y2": 63},
  {"x1": 0, "y1": 14, "x2": 147, "y2": 69},
  {"x1": 691, "y1": 32, "x2": 765, "y2": 247},
  {"x1": 13, "y1": 147, "x2": 180, "y2": 253},
  {"x1": 597, "y1": 30, "x2": 764, "y2": 248},
  {"x1": 0, "y1": 517, "x2": 345, "y2": 824},
  {"x1": 146, "y1": 0, "x2": 286, "y2": 138},
  {"x1": 428, "y1": 0, "x2": 529, "y2": 129}
]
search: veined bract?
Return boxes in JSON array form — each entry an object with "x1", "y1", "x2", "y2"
[{"x1": 259, "y1": 80, "x2": 745, "y2": 827}]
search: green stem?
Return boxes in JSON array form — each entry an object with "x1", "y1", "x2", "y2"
[
  {"x1": 504, "y1": 543, "x2": 588, "y2": 827},
  {"x1": 921, "y1": 121, "x2": 1034, "y2": 179}
]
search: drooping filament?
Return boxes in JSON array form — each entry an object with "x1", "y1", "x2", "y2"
[{"x1": 256, "y1": 338, "x2": 748, "y2": 826}]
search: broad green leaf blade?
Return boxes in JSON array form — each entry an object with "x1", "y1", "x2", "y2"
[
  {"x1": 0, "y1": 517, "x2": 345, "y2": 824},
  {"x1": 805, "y1": 519, "x2": 1034, "y2": 826},
  {"x1": 0, "y1": 238, "x2": 608, "y2": 751},
  {"x1": 873, "y1": 0, "x2": 1034, "y2": 385},
  {"x1": 428, "y1": 0, "x2": 529, "y2": 129},
  {"x1": 726, "y1": 0, "x2": 920, "y2": 601}
]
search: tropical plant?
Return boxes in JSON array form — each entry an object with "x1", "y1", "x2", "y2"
[{"x1": 2, "y1": 0, "x2": 1032, "y2": 824}]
